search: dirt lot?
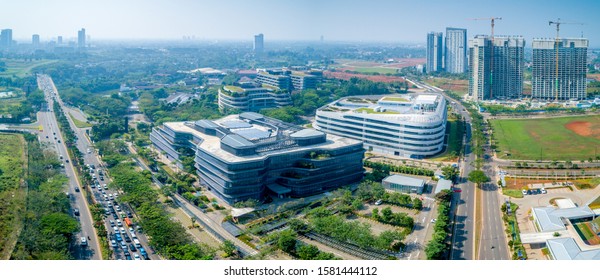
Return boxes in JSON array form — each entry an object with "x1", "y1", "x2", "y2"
[{"x1": 324, "y1": 71, "x2": 406, "y2": 83}]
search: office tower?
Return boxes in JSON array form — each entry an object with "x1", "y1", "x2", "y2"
[
  {"x1": 426, "y1": 32, "x2": 443, "y2": 73},
  {"x1": 78, "y1": 28, "x2": 86, "y2": 48},
  {"x1": 57, "y1": 36, "x2": 63, "y2": 45},
  {"x1": 1, "y1": 29, "x2": 13, "y2": 49},
  {"x1": 253, "y1": 33, "x2": 264, "y2": 53},
  {"x1": 468, "y1": 35, "x2": 525, "y2": 101},
  {"x1": 445, "y1": 27, "x2": 468, "y2": 74},
  {"x1": 32, "y1": 34, "x2": 40, "y2": 48},
  {"x1": 532, "y1": 38, "x2": 588, "y2": 100}
]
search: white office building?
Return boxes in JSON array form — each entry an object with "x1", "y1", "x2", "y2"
[{"x1": 314, "y1": 93, "x2": 447, "y2": 159}]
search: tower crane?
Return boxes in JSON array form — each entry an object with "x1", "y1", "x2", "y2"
[
  {"x1": 469, "y1": 17, "x2": 502, "y2": 99},
  {"x1": 548, "y1": 18, "x2": 584, "y2": 101}
]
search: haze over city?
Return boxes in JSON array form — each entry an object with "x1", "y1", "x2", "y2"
[{"x1": 2, "y1": 0, "x2": 599, "y2": 45}]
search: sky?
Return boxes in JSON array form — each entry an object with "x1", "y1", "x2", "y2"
[{"x1": 2, "y1": 0, "x2": 599, "y2": 46}]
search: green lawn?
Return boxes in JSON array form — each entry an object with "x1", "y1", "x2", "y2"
[
  {"x1": 0, "y1": 133, "x2": 26, "y2": 258},
  {"x1": 590, "y1": 196, "x2": 600, "y2": 210},
  {"x1": 355, "y1": 107, "x2": 399, "y2": 114},
  {"x1": 0, "y1": 59, "x2": 58, "y2": 78},
  {"x1": 491, "y1": 115, "x2": 600, "y2": 160},
  {"x1": 502, "y1": 189, "x2": 524, "y2": 199},
  {"x1": 429, "y1": 118, "x2": 463, "y2": 161},
  {"x1": 574, "y1": 223, "x2": 599, "y2": 244},
  {"x1": 69, "y1": 113, "x2": 92, "y2": 128},
  {"x1": 352, "y1": 67, "x2": 398, "y2": 75}
]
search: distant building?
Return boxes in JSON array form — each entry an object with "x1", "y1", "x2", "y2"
[
  {"x1": 468, "y1": 35, "x2": 525, "y2": 101},
  {"x1": 532, "y1": 38, "x2": 588, "y2": 100},
  {"x1": 77, "y1": 28, "x2": 86, "y2": 49},
  {"x1": 32, "y1": 34, "x2": 40, "y2": 49},
  {"x1": 57, "y1": 36, "x2": 63, "y2": 45},
  {"x1": 0, "y1": 29, "x2": 13, "y2": 49},
  {"x1": 445, "y1": 27, "x2": 467, "y2": 74},
  {"x1": 314, "y1": 93, "x2": 447, "y2": 158},
  {"x1": 426, "y1": 32, "x2": 443, "y2": 73},
  {"x1": 150, "y1": 112, "x2": 364, "y2": 204},
  {"x1": 218, "y1": 83, "x2": 292, "y2": 112},
  {"x1": 257, "y1": 70, "x2": 291, "y2": 91},
  {"x1": 254, "y1": 33, "x2": 264, "y2": 54},
  {"x1": 382, "y1": 174, "x2": 425, "y2": 194},
  {"x1": 256, "y1": 68, "x2": 319, "y2": 92}
]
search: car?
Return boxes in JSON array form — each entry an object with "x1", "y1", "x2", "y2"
[
  {"x1": 124, "y1": 235, "x2": 131, "y2": 243},
  {"x1": 129, "y1": 227, "x2": 134, "y2": 234},
  {"x1": 121, "y1": 241, "x2": 127, "y2": 249},
  {"x1": 65, "y1": 159, "x2": 69, "y2": 163},
  {"x1": 104, "y1": 194, "x2": 109, "y2": 201},
  {"x1": 124, "y1": 251, "x2": 131, "y2": 260},
  {"x1": 112, "y1": 213, "x2": 118, "y2": 219},
  {"x1": 57, "y1": 140, "x2": 61, "y2": 143},
  {"x1": 116, "y1": 220, "x2": 122, "y2": 226},
  {"x1": 111, "y1": 240, "x2": 117, "y2": 248},
  {"x1": 115, "y1": 205, "x2": 121, "y2": 212},
  {"x1": 74, "y1": 208, "x2": 80, "y2": 216},
  {"x1": 527, "y1": 190, "x2": 533, "y2": 195},
  {"x1": 109, "y1": 220, "x2": 115, "y2": 227},
  {"x1": 131, "y1": 232, "x2": 136, "y2": 239},
  {"x1": 104, "y1": 208, "x2": 110, "y2": 215},
  {"x1": 113, "y1": 226, "x2": 119, "y2": 232},
  {"x1": 101, "y1": 189, "x2": 106, "y2": 195},
  {"x1": 107, "y1": 202, "x2": 112, "y2": 207},
  {"x1": 74, "y1": 187, "x2": 80, "y2": 192},
  {"x1": 110, "y1": 207, "x2": 115, "y2": 213},
  {"x1": 133, "y1": 253, "x2": 141, "y2": 260},
  {"x1": 113, "y1": 193, "x2": 118, "y2": 199},
  {"x1": 103, "y1": 184, "x2": 107, "y2": 189},
  {"x1": 541, "y1": 188, "x2": 547, "y2": 194},
  {"x1": 431, "y1": 218, "x2": 437, "y2": 223},
  {"x1": 522, "y1": 190, "x2": 528, "y2": 195},
  {"x1": 139, "y1": 247, "x2": 148, "y2": 259},
  {"x1": 108, "y1": 194, "x2": 113, "y2": 200},
  {"x1": 90, "y1": 184, "x2": 95, "y2": 189},
  {"x1": 115, "y1": 233, "x2": 122, "y2": 242},
  {"x1": 129, "y1": 244, "x2": 137, "y2": 252},
  {"x1": 100, "y1": 176, "x2": 104, "y2": 181},
  {"x1": 45, "y1": 135, "x2": 48, "y2": 138},
  {"x1": 127, "y1": 211, "x2": 133, "y2": 218},
  {"x1": 80, "y1": 237, "x2": 88, "y2": 246},
  {"x1": 374, "y1": 199, "x2": 383, "y2": 205},
  {"x1": 98, "y1": 170, "x2": 103, "y2": 176},
  {"x1": 120, "y1": 227, "x2": 126, "y2": 234}
]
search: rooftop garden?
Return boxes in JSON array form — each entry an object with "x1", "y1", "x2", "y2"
[
  {"x1": 223, "y1": 85, "x2": 244, "y2": 93},
  {"x1": 355, "y1": 107, "x2": 399, "y2": 114},
  {"x1": 381, "y1": 96, "x2": 409, "y2": 102}
]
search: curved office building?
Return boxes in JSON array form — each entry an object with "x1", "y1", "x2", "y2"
[
  {"x1": 151, "y1": 112, "x2": 364, "y2": 204},
  {"x1": 218, "y1": 84, "x2": 291, "y2": 112},
  {"x1": 314, "y1": 94, "x2": 447, "y2": 159}
]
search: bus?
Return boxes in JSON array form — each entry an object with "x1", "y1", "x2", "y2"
[{"x1": 124, "y1": 217, "x2": 133, "y2": 227}]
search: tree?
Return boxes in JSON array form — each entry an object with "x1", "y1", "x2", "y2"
[
  {"x1": 277, "y1": 229, "x2": 297, "y2": 253},
  {"x1": 221, "y1": 240, "x2": 237, "y2": 257},
  {"x1": 468, "y1": 170, "x2": 490, "y2": 184},
  {"x1": 297, "y1": 244, "x2": 320, "y2": 260},
  {"x1": 441, "y1": 165, "x2": 459, "y2": 181}
]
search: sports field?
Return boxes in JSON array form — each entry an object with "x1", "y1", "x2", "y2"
[
  {"x1": 0, "y1": 59, "x2": 57, "y2": 78},
  {"x1": 490, "y1": 115, "x2": 600, "y2": 160}
]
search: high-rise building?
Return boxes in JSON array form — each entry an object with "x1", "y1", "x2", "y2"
[
  {"x1": 445, "y1": 27, "x2": 468, "y2": 74},
  {"x1": 57, "y1": 36, "x2": 63, "y2": 45},
  {"x1": 468, "y1": 35, "x2": 525, "y2": 101},
  {"x1": 77, "y1": 28, "x2": 86, "y2": 49},
  {"x1": 426, "y1": 32, "x2": 443, "y2": 73},
  {"x1": 0, "y1": 29, "x2": 13, "y2": 49},
  {"x1": 532, "y1": 38, "x2": 588, "y2": 100},
  {"x1": 253, "y1": 33, "x2": 264, "y2": 54},
  {"x1": 32, "y1": 34, "x2": 40, "y2": 49}
]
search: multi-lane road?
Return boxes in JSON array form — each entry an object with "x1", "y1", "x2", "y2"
[
  {"x1": 411, "y1": 79, "x2": 509, "y2": 260},
  {"x1": 38, "y1": 74, "x2": 157, "y2": 260},
  {"x1": 37, "y1": 75, "x2": 102, "y2": 260}
]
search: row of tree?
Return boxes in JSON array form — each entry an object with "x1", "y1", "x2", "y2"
[
  {"x1": 269, "y1": 228, "x2": 338, "y2": 260},
  {"x1": 371, "y1": 207, "x2": 414, "y2": 229},
  {"x1": 11, "y1": 133, "x2": 79, "y2": 259},
  {"x1": 424, "y1": 190, "x2": 452, "y2": 260}
]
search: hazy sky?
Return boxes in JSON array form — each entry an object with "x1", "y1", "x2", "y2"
[{"x1": 2, "y1": 0, "x2": 599, "y2": 46}]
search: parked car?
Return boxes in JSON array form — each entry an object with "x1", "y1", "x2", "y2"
[
  {"x1": 129, "y1": 244, "x2": 137, "y2": 252},
  {"x1": 521, "y1": 190, "x2": 527, "y2": 195},
  {"x1": 541, "y1": 188, "x2": 547, "y2": 194},
  {"x1": 74, "y1": 208, "x2": 80, "y2": 216}
]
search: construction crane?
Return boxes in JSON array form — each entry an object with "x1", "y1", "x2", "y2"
[
  {"x1": 548, "y1": 18, "x2": 584, "y2": 101},
  {"x1": 469, "y1": 17, "x2": 502, "y2": 99}
]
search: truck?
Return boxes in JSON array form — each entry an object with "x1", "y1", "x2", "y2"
[{"x1": 124, "y1": 217, "x2": 133, "y2": 227}]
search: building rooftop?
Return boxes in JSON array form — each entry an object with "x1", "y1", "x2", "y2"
[
  {"x1": 533, "y1": 206, "x2": 595, "y2": 232},
  {"x1": 163, "y1": 113, "x2": 361, "y2": 163},
  {"x1": 223, "y1": 85, "x2": 244, "y2": 93},
  {"x1": 383, "y1": 175, "x2": 425, "y2": 188},
  {"x1": 547, "y1": 238, "x2": 600, "y2": 260},
  {"x1": 318, "y1": 93, "x2": 445, "y2": 124},
  {"x1": 435, "y1": 179, "x2": 453, "y2": 194}
]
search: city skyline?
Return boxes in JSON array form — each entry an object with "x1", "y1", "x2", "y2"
[{"x1": 1, "y1": 0, "x2": 599, "y2": 46}]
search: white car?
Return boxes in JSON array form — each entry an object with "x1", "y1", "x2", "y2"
[
  {"x1": 115, "y1": 205, "x2": 121, "y2": 212},
  {"x1": 119, "y1": 227, "x2": 126, "y2": 234},
  {"x1": 116, "y1": 220, "x2": 122, "y2": 227},
  {"x1": 108, "y1": 194, "x2": 113, "y2": 200},
  {"x1": 129, "y1": 227, "x2": 134, "y2": 234},
  {"x1": 113, "y1": 193, "x2": 118, "y2": 199},
  {"x1": 104, "y1": 194, "x2": 109, "y2": 201},
  {"x1": 111, "y1": 240, "x2": 117, "y2": 248},
  {"x1": 103, "y1": 184, "x2": 107, "y2": 189},
  {"x1": 134, "y1": 253, "x2": 141, "y2": 260},
  {"x1": 113, "y1": 226, "x2": 119, "y2": 233}
]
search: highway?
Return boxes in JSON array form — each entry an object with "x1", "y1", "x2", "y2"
[
  {"x1": 39, "y1": 74, "x2": 158, "y2": 260},
  {"x1": 37, "y1": 75, "x2": 102, "y2": 260},
  {"x1": 410, "y1": 79, "x2": 509, "y2": 260}
]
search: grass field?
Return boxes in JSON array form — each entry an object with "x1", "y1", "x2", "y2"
[
  {"x1": 0, "y1": 133, "x2": 26, "y2": 259},
  {"x1": 69, "y1": 113, "x2": 92, "y2": 128},
  {"x1": 590, "y1": 196, "x2": 600, "y2": 210},
  {"x1": 0, "y1": 95, "x2": 25, "y2": 116},
  {"x1": 491, "y1": 115, "x2": 600, "y2": 161},
  {"x1": 0, "y1": 59, "x2": 57, "y2": 78},
  {"x1": 352, "y1": 67, "x2": 398, "y2": 75},
  {"x1": 574, "y1": 222, "x2": 600, "y2": 245},
  {"x1": 429, "y1": 118, "x2": 464, "y2": 161},
  {"x1": 502, "y1": 189, "x2": 524, "y2": 198}
]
